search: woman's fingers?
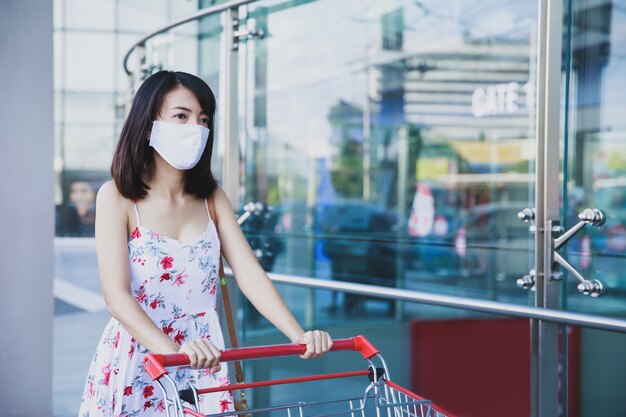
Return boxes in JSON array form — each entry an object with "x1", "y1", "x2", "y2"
[
  {"x1": 180, "y1": 343, "x2": 200, "y2": 369},
  {"x1": 312, "y1": 330, "x2": 323, "y2": 357},
  {"x1": 180, "y1": 339, "x2": 221, "y2": 370},
  {"x1": 203, "y1": 339, "x2": 222, "y2": 369},
  {"x1": 297, "y1": 330, "x2": 333, "y2": 359},
  {"x1": 320, "y1": 331, "x2": 329, "y2": 353},
  {"x1": 193, "y1": 340, "x2": 214, "y2": 369}
]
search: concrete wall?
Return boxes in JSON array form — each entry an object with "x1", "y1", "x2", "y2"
[{"x1": 0, "y1": 1, "x2": 54, "y2": 416}]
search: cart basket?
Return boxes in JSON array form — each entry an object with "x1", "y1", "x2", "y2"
[{"x1": 144, "y1": 335, "x2": 456, "y2": 417}]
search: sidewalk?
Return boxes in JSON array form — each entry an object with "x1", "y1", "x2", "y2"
[{"x1": 53, "y1": 310, "x2": 110, "y2": 417}]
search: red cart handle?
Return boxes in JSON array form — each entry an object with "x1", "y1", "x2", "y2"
[{"x1": 144, "y1": 335, "x2": 379, "y2": 381}]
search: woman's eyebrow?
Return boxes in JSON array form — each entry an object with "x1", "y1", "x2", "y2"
[{"x1": 169, "y1": 106, "x2": 192, "y2": 112}]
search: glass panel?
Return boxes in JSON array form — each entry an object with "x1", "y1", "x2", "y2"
[
  {"x1": 65, "y1": 0, "x2": 115, "y2": 30},
  {"x1": 239, "y1": 0, "x2": 538, "y2": 318},
  {"x1": 64, "y1": 32, "x2": 115, "y2": 91},
  {"x1": 54, "y1": 31, "x2": 64, "y2": 90},
  {"x1": 117, "y1": 0, "x2": 199, "y2": 31},
  {"x1": 63, "y1": 93, "x2": 116, "y2": 124},
  {"x1": 53, "y1": 0, "x2": 64, "y2": 29},
  {"x1": 117, "y1": 0, "x2": 169, "y2": 32},
  {"x1": 238, "y1": 2, "x2": 539, "y2": 415},
  {"x1": 562, "y1": 0, "x2": 626, "y2": 316},
  {"x1": 117, "y1": 33, "x2": 143, "y2": 92},
  {"x1": 562, "y1": 326, "x2": 626, "y2": 417},
  {"x1": 242, "y1": 300, "x2": 531, "y2": 417},
  {"x1": 62, "y1": 125, "x2": 116, "y2": 171},
  {"x1": 56, "y1": 171, "x2": 109, "y2": 238}
]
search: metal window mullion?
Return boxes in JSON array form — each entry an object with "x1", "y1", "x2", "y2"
[
  {"x1": 534, "y1": 0, "x2": 564, "y2": 416},
  {"x1": 218, "y1": 7, "x2": 242, "y2": 348},
  {"x1": 220, "y1": 7, "x2": 241, "y2": 206}
]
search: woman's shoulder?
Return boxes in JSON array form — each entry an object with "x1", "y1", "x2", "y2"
[
  {"x1": 97, "y1": 180, "x2": 132, "y2": 214},
  {"x1": 207, "y1": 186, "x2": 231, "y2": 224}
]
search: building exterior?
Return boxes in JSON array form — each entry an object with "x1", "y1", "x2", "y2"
[{"x1": 42, "y1": 0, "x2": 626, "y2": 416}]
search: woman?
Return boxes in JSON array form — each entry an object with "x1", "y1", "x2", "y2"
[{"x1": 79, "y1": 71, "x2": 333, "y2": 416}]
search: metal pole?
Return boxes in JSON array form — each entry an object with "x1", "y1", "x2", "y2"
[
  {"x1": 396, "y1": 127, "x2": 408, "y2": 321},
  {"x1": 531, "y1": 1, "x2": 547, "y2": 412},
  {"x1": 534, "y1": 0, "x2": 564, "y2": 415},
  {"x1": 218, "y1": 7, "x2": 242, "y2": 365},
  {"x1": 219, "y1": 271, "x2": 626, "y2": 334},
  {"x1": 363, "y1": 52, "x2": 371, "y2": 201},
  {"x1": 220, "y1": 7, "x2": 241, "y2": 206}
]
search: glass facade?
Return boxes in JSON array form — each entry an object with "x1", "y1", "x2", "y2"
[
  {"x1": 237, "y1": 0, "x2": 538, "y2": 319},
  {"x1": 53, "y1": 0, "x2": 201, "y2": 237},
  {"x1": 562, "y1": 0, "x2": 626, "y2": 315},
  {"x1": 52, "y1": 1, "x2": 626, "y2": 416}
]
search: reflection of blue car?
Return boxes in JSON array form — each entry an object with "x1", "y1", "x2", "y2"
[
  {"x1": 316, "y1": 201, "x2": 399, "y2": 315},
  {"x1": 408, "y1": 203, "x2": 532, "y2": 288},
  {"x1": 239, "y1": 199, "x2": 401, "y2": 315},
  {"x1": 237, "y1": 204, "x2": 283, "y2": 272}
]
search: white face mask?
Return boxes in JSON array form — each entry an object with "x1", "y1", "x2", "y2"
[{"x1": 148, "y1": 120, "x2": 210, "y2": 170}]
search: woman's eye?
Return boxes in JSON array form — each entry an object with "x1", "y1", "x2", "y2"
[
  {"x1": 200, "y1": 117, "x2": 210, "y2": 125},
  {"x1": 174, "y1": 113, "x2": 186, "y2": 120}
]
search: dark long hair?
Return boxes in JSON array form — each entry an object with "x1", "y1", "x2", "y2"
[{"x1": 111, "y1": 71, "x2": 218, "y2": 200}]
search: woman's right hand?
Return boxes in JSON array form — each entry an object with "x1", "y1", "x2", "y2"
[{"x1": 179, "y1": 339, "x2": 222, "y2": 372}]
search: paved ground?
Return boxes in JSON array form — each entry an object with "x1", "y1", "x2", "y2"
[{"x1": 54, "y1": 311, "x2": 110, "y2": 417}]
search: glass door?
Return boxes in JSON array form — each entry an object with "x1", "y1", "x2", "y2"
[
  {"x1": 561, "y1": 0, "x2": 626, "y2": 415},
  {"x1": 237, "y1": 0, "x2": 540, "y2": 304},
  {"x1": 235, "y1": 1, "x2": 540, "y2": 416}
]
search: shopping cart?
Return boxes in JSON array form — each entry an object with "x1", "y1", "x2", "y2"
[{"x1": 144, "y1": 335, "x2": 456, "y2": 417}]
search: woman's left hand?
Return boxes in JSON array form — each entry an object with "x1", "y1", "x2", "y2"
[{"x1": 292, "y1": 330, "x2": 333, "y2": 359}]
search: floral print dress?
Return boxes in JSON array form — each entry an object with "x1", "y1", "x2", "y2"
[{"x1": 79, "y1": 200, "x2": 234, "y2": 416}]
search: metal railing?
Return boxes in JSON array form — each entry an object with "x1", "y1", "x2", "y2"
[
  {"x1": 224, "y1": 268, "x2": 626, "y2": 334},
  {"x1": 122, "y1": 0, "x2": 259, "y2": 76}
]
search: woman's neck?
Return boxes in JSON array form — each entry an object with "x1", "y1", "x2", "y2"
[{"x1": 147, "y1": 155, "x2": 187, "y2": 201}]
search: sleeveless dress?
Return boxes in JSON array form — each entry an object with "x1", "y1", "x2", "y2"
[{"x1": 79, "y1": 200, "x2": 235, "y2": 416}]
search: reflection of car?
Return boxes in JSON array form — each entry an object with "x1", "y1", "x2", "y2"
[
  {"x1": 409, "y1": 203, "x2": 532, "y2": 287},
  {"x1": 237, "y1": 204, "x2": 283, "y2": 272},
  {"x1": 317, "y1": 201, "x2": 399, "y2": 315},
  {"x1": 241, "y1": 198, "x2": 535, "y2": 308},
  {"x1": 589, "y1": 184, "x2": 626, "y2": 255},
  {"x1": 238, "y1": 200, "x2": 400, "y2": 317}
]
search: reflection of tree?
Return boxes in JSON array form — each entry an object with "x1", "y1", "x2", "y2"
[
  {"x1": 327, "y1": 100, "x2": 364, "y2": 199},
  {"x1": 407, "y1": 125, "x2": 423, "y2": 184},
  {"x1": 331, "y1": 138, "x2": 363, "y2": 198}
]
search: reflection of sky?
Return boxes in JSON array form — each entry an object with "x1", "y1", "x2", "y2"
[
  {"x1": 601, "y1": 3, "x2": 626, "y2": 132},
  {"x1": 250, "y1": 0, "x2": 537, "y2": 170},
  {"x1": 252, "y1": 0, "x2": 378, "y2": 153}
]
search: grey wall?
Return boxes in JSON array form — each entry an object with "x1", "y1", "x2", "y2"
[{"x1": 0, "y1": 1, "x2": 54, "y2": 416}]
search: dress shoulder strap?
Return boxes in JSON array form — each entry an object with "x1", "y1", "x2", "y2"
[
  {"x1": 132, "y1": 201, "x2": 141, "y2": 226},
  {"x1": 204, "y1": 198, "x2": 212, "y2": 222}
]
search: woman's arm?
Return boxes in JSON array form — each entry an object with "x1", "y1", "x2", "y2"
[
  {"x1": 95, "y1": 181, "x2": 181, "y2": 354},
  {"x1": 212, "y1": 188, "x2": 332, "y2": 358}
]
